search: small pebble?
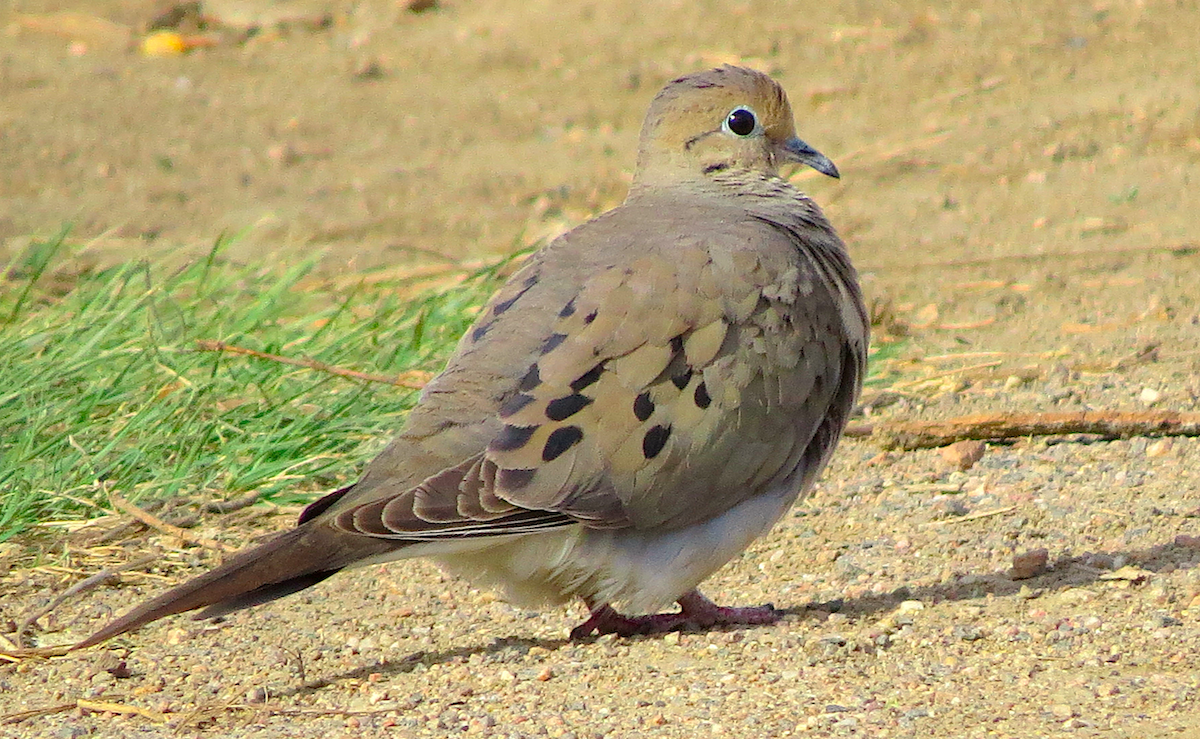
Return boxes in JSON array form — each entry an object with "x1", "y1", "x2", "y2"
[
  {"x1": 1051, "y1": 703, "x2": 1077, "y2": 719},
  {"x1": 952, "y1": 624, "x2": 984, "y2": 642},
  {"x1": 1010, "y1": 548, "x2": 1050, "y2": 580},
  {"x1": 934, "y1": 496, "x2": 969, "y2": 517},
  {"x1": 939, "y1": 440, "x2": 986, "y2": 471},
  {"x1": 1146, "y1": 439, "x2": 1173, "y2": 457}
]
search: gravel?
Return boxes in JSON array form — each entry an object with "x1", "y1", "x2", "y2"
[{"x1": 4, "y1": 388, "x2": 1200, "y2": 737}]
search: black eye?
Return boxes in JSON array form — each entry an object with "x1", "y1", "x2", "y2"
[{"x1": 725, "y1": 107, "x2": 757, "y2": 137}]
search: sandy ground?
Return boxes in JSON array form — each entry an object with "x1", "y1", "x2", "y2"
[{"x1": 3, "y1": 0, "x2": 1200, "y2": 737}]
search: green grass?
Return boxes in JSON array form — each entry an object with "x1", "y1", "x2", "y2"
[
  {"x1": 0, "y1": 232, "x2": 519, "y2": 541},
  {"x1": 1, "y1": 231, "x2": 899, "y2": 543}
]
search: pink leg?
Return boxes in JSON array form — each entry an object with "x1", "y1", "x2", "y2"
[{"x1": 569, "y1": 589, "x2": 780, "y2": 640}]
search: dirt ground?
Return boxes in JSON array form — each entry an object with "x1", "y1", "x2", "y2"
[{"x1": 3, "y1": 0, "x2": 1200, "y2": 737}]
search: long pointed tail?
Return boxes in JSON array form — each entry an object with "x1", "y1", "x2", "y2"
[{"x1": 72, "y1": 525, "x2": 387, "y2": 650}]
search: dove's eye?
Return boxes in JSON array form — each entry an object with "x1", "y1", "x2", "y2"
[{"x1": 723, "y1": 107, "x2": 759, "y2": 137}]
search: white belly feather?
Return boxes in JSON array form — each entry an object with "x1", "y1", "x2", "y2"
[{"x1": 429, "y1": 480, "x2": 799, "y2": 613}]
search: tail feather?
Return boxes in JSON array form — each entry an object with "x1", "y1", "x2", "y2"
[
  {"x1": 196, "y1": 570, "x2": 337, "y2": 620},
  {"x1": 72, "y1": 525, "x2": 388, "y2": 650}
]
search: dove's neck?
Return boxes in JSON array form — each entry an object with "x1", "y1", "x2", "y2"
[{"x1": 628, "y1": 166, "x2": 828, "y2": 229}]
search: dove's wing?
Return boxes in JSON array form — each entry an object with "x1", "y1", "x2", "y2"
[{"x1": 318, "y1": 195, "x2": 866, "y2": 539}]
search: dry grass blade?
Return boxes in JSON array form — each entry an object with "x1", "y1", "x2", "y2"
[
  {"x1": 75, "y1": 699, "x2": 166, "y2": 723},
  {"x1": 889, "y1": 361, "x2": 1004, "y2": 391},
  {"x1": 0, "y1": 702, "x2": 79, "y2": 725},
  {"x1": 195, "y1": 340, "x2": 432, "y2": 389},
  {"x1": 0, "y1": 644, "x2": 74, "y2": 660},
  {"x1": 227, "y1": 702, "x2": 401, "y2": 717},
  {"x1": 926, "y1": 505, "x2": 1018, "y2": 527}
]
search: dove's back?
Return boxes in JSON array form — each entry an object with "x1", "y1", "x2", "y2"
[
  {"x1": 355, "y1": 189, "x2": 863, "y2": 526},
  {"x1": 351, "y1": 188, "x2": 868, "y2": 611}
]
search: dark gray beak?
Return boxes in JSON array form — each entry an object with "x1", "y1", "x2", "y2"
[{"x1": 781, "y1": 137, "x2": 840, "y2": 178}]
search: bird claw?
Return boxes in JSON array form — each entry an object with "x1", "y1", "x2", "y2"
[{"x1": 570, "y1": 591, "x2": 782, "y2": 640}]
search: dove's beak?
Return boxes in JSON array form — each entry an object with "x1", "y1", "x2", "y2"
[{"x1": 781, "y1": 137, "x2": 840, "y2": 179}]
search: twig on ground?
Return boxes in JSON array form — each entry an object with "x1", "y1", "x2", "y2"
[
  {"x1": 927, "y1": 506, "x2": 1017, "y2": 527},
  {"x1": 107, "y1": 492, "x2": 236, "y2": 553},
  {"x1": 14, "y1": 553, "x2": 159, "y2": 648},
  {"x1": 195, "y1": 340, "x2": 431, "y2": 389},
  {"x1": 845, "y1": 410, "x2": 1200, "y2": 450},
  {"x1": 202, "y1": 490, "x2": 265, "y2": 514}
]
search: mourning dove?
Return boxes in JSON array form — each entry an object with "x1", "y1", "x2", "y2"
[{"x1": 75, "y1": 65, "x2": 867, "y2": 648}]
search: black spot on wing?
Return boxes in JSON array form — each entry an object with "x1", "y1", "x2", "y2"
[
  {"x1": 471, "y1": 321, "x2": 492, "y2": 342},
  {"x1": 584, "y1": 310, "x2": 598, "y2": 325},
  {"x1": 694, "y1": 381, "x2": 712, "y2": 409},
  {"x1": 670, "y1": 335, "x2": 684, "y2": 354},
  {"x1": 703, "y1": 162, "x2": 730, "y2": 174},
  {"x1": 488, "y1": 272, "x2": 540, "y2": 322},
  {"x1": 541, "y1": 333, "x2": 568, "y2": 354},
  {"x1": 642, "y1": 424, "x2": 671, "y2": 459},
  {"x1": 559, "y1": 298, "x2": 577, "y2": 318},
  {"x1": 492, "y1": 424, "x2": 539, "y2": 452},
  {"x1": 633, "y1": 391, "x2": 655, "y2": 422},
  {"x1": 569, "y1": 363, "x2": 604, "y2": 392},
  {"x1": 542, "y1": 426, "x2": 583, "y2": 462},
  {"x1": 493, "y1": 294, "x2": 521, "y2": 316},
  {"x1": 499, "y1": 393, "x2": 536, "y2": 418},
  {"x1": 545, "y1": 393, "x2": 592, "y2": 421},
  {"x1": 519, "y1": 364, "x2": 541, "y2": 392},
  {"x1": 671, "y1": 367, "x2": 693, "y2": 390}
]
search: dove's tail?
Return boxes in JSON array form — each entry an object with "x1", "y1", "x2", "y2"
[{"x1": 72, "y1": 513, "x2": 393, "y2": 650}]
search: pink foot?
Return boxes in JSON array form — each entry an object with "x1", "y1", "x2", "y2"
[{"x1": 569, "y1": 590, "x2": 781, "y2": 640}]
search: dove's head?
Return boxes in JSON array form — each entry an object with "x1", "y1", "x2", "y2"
[{"x1": 632, "y1": 65, "x2": 838, "y2": 191}]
